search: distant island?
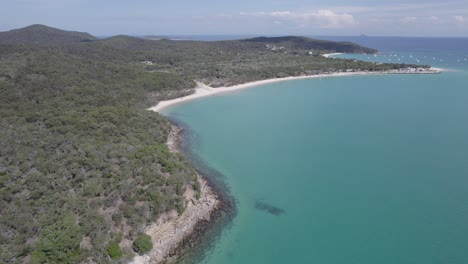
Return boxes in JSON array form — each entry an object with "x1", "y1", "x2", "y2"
[{"x1": 0, "y1": 24, "x2": 439, "y2": 263}]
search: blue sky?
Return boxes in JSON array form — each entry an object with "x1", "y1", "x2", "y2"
[{"x1": 2, "y1": 0, "x2": 468, "y2": 36}]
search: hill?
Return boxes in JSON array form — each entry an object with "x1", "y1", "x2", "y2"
[
  {"x1": 241, "y1": 36, "x2": 377, "y2": 54},
  {"x1": 0, "y1": 24, "x2": 97, "y2": 45},
  {"x1": 100, "y1": 35, "x2": 150, "y2": 49}
]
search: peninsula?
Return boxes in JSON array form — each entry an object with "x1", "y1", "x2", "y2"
[{"x1": 0, "y1": 25, "x2": 438, "y2": 263}]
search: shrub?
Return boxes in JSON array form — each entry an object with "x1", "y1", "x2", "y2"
[
  {"x1": 30, "y1": 216, "x2": 81, "y2": 264},
  {"x1": 106, "y1": 241, "x2": 123, "y2": 260},
  {"x1": 133, "y1": 234, "x2": 153, "y2": 254}
]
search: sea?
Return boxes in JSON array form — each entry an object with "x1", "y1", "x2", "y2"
[{"x1": 163, "y1": 37, "x2": 468, "y2": 264}]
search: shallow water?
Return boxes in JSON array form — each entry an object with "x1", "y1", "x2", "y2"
[{"x1": 166, "y1": 38, "x2": 468, "y2": 264}]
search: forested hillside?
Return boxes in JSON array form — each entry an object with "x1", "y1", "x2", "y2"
[
  {"x1": 95, "y1": 35, "x2": 426, "y2": 87},
  {"x1": 0, "y1": 25, "x2": 429, "y2": 263},
  {"x1": 0, "y1": 44, "x2": 198, "y2": 263}
]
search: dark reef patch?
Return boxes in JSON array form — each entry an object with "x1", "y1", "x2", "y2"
[{"x1": 254, "y1": 201, "x2": 286, "y2": 216}]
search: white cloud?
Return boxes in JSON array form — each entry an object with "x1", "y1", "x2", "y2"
[
  {"x1": 400, "y1": 16, "x2": 417, "y2": 23},
  {"x1": 240, "y1": 9, "x2": 356, "y2": 29},
  {"x1": 270, "y1": 11, "x2": 292, "y2": 17},
  {"x1": 454, "y1": 15, "x2": 465, "y2": 23}
]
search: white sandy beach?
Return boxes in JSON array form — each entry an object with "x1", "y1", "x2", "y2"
[
  {"x1": 322, "y1": 52, "x2": 343, "y2": 58},
  {"x1": 148, "y1": 67, "x2": 442, "y2": 113}
]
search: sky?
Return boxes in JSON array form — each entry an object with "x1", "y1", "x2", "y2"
[{"x1": 1, "y1": 0, "x2": 468, "y2": 37}]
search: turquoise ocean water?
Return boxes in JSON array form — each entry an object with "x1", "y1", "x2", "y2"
[{"x1": 165, "y1": 38, "x2": 468, "y2": 264}]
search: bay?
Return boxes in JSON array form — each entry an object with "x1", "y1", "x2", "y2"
[{"x1": 165, "y1": 38, "x2": 468, "y2": 264}]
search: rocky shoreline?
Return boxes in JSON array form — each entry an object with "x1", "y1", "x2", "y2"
[{"x1": 130, "y1": 124, "x2": 223, "y2": 264}]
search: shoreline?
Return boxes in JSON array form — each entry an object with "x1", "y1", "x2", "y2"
[
  {"x1": 148, "y1": 67, "x2": 443, "y2": 113},
  {"x1": 130, "y1": 124, "x2": 222, "y2": 264}
]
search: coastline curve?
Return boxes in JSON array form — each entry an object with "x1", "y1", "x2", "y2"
[{"x1": 148, "y1": 68, "x2": 443, "y2": 113}]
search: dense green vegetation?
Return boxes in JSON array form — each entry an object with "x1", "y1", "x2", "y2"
[
  {"x1": 91, "y1": 35, "x2": 427, "y2": 87},
  {"x1": 0, "y1": 25, "x2": 430, "y2": 263},
  {"x1": 0, "y1": 42, "x2": 197, "y2": 263}
]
